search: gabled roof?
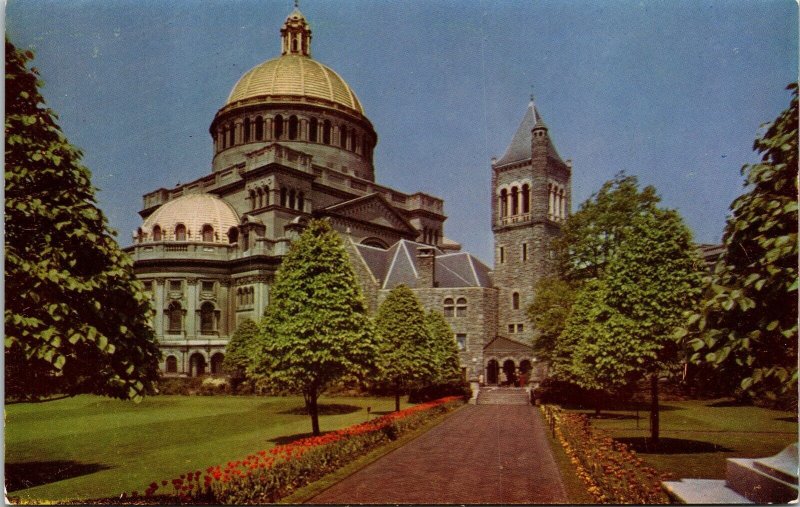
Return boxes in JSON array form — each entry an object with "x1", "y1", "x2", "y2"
[
  {"x1": 494, "y1": 101, "x2": 564, "y2": 167},
  {"x1": 483, "y1": 335, "x2": 534, "y2": 354},
  {"x1": 319, "y1": 193, "x2": 418, "y2": 236},
  {"x1": 350, "y1": 239, "x2": 492, "y2": 289}
]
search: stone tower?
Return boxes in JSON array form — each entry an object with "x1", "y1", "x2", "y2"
[{"x1": 491, "y1": 99, "x2": 571, "y2": 342}]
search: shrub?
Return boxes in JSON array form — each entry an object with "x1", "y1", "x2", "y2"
[
  {"x1": 135, "y1": 396, "x2": 462, "y2": 503},
  {"x1": 541, "y1": 405, "x2": 672, "y2": 504},
  {"x1": 408, "y1": 381, "x2": 471, "y2": 403}
]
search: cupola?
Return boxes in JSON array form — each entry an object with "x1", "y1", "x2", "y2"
[{"x1": 281, "y1": 8, "x2": 312, "y2": 56}]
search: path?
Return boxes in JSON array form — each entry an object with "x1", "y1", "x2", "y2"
[{"x1": 307, "y1": 404, "x2": 568, "y2": 504}]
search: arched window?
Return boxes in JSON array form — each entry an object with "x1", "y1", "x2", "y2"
[
  {"x1": 274, "y1": 114, "x2": 284, "y2": 140},
  {"x1": 219, "y1": 129, "x2": 226, "y2": 150},
  {"x1": 200, "y1": 302, "x2": 215, "y2": 334},
  {"x1": 165, "y1": 355, "x2": 178, "y2": 373},
  {"x1": 243, "y1": 117, "x2": 251, "y2": 142},
  {"x1": 175, "y1": 224, "x2": 186, "y2": 241},
  {"x1": 249, "y1": 189, "x2": 256, "y2": 209},
  {"x1": 456, "y1": 297, "x2": 467, "y2": 317},
  {"x1": 152, "y1": 225, "x2": 162, "y2": 241},
  {"x1": 202, "y1": 224, "x2": 214, "y2": 242},
  {"x1": 512, "y1": 292, "x2": 520, "y2": 310},
  {"x1": 322, "y1": 120, "x2": 331, "y2": 145},
  {"x1": 168, "y1": 301, "x2": 182, "y2": 333},
  {"x1": 297, "y1": 192, "x2": 305, "y2": 212},
  {"x1": 309, "y1": 117, "x2": 318, "y2": 142},
  {"x1": 255, "y1": 116, "x2": 264, "y2": 140},
  {"x1": 228, "y1": 123, "x2": 235, "y2": 146},
  {"x1": 210, "y1": 353, "x2": 225, "y2": 375},
  {"x1": 500, "y1": 189, "x2": 508, "y2": 218},
  {"x1": 263, "y1": 185, "x2": 270, "y2": 206},
  {"x1": 362, "y1": 137, "x2": 369, "y2": 157},
  {"x1": 340, "y1": 125, "x2": 348, "y2": 148},
  {"x1": 443, "y1": 298, "x2": 455, "y2": 317},
  {"x1": 136, "y1": 227, "x2": 144, "y2": 243},
  {"x1": 228, "y1": 227, "x2": 238, "y2": 244},
  {"x1": 288, "y1": 115, "x2": 298, "y2": 140},
  {"x1": 221, "y1": 127, "x2": 228, "y2": 149},
  {"x1": 189, "y1": 353, "x2": 206, "y2": 377},
  {"x1": 350, "y1": 131, "x2": 357, "y2": 152},
  {"x1": 292, "y1": 37, "x2": 298, "y2": 52},
  {"x1": 288, "y1": 189, "x2": 296, "y2": 209},
  {"x1": 511, "y1": 187, "x2": 519, "y2": 215},
  {"x1": 522, "y1": 184, "x2": 530, "y2": 214},
  {"x1": 280, "y1": 187, "x2": 288, "y2": 207},
  {"x1": 256, "y1": 188, "x2": 263, "y2": 208}
]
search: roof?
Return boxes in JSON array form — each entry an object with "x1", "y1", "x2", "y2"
[
  {"x1": 494, "y1": 101, "x2": 563, "y2": 167},
  {"x1": 351, "y1": 239, "x2": 492, "y2": 289},
  {"x1": 483, "y1": 336, "x2": 534, "y2": 354},
  {"x1": 140, "y1": 193, "x2": 239, "y2": 243}
]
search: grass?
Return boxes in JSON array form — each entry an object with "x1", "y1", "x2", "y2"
[
  {"x1": 5, "y1": 394, "x2": 412, "y2": 502},
  {"x1": 563, "y1": 398, "x2": 797, "y2": 480}
]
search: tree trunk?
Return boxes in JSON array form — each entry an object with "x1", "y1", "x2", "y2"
[
  {"x1": 305, "y1": 388, "x2": 320, "y2": 436},
  {"x1": 650, "y1": 373, "x2": 659, "y2": 446},
  {"x1": 395, "y1": 391, "x2": 401, "y2": 412}
]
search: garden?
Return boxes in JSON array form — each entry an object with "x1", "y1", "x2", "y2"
[{"x1": 5, "y1": 394, "x2": 460, "y2": 503}]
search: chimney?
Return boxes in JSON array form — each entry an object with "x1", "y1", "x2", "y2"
[{"x1": 417, "y1": 246, "x2": 437, "y2": 288}]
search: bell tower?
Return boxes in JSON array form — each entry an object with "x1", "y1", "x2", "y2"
[{"x1": 491, "y1": 98, "x2": 571, "y2": 341}]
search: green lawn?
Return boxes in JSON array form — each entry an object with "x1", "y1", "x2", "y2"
[
  {"x1": 564, "y1": 399, "x2": 797, "y2": 480},
  {"x1": 6, "y1": 394, "x2": 410, "y2": 502}
]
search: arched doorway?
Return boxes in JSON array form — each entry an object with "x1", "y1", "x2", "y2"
[
  {"x1": 189, "y1": 353, "x2": 206, "y2": 377},
  {"x1": 519, "y1": 359, "x2": 532, "y2": 386},
  {"x1": 486, "y1": 359, "x2": 499, "y2": 385},
  {"x1": 210, "y1": 353, "x2": 225, "y2": 375},
  {"x1": 165, "y1": 355, "x2": 178, "y2": 374},
  {"x1": 502, "y1": 359, "x2": 517, "y2": 386}
]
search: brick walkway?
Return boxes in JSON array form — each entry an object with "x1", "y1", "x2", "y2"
[{"x1": 307, "y1": 404, "x2": 568, "y2": 504}]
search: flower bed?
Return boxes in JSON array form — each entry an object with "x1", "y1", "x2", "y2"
[
  {"x1": 541, "y1": 405, "x2": 672, "y2": 504},
  {"x1": 130, "y1": 396, "x2": 462, "y2": 504}
]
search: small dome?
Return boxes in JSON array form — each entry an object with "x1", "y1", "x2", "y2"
[
  {"x1": 141, "y1": 193, "x2": 239, "y2": 244},
  {"x1": 225, "y1": 55, "x2": 364, "y2": 115}
]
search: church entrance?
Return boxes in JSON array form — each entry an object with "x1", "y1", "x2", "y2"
[
  {"x1": 502, "y1": 359, "x2": 517, "y2": 386},
  {"x1": 486, "y1": 359, "x2": 499, "y2": 385}
]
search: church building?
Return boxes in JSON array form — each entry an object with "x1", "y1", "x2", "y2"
[{"x1": 125, "y1": 8, "x2": 570, "y2": 386}]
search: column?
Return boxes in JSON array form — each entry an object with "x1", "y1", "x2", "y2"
[
  {"x1": 155, "y1": 279, "x2": 165, "y2": 339},
  {"x1": 186, "y1": 278, "x2": 198, "y2": 339}
]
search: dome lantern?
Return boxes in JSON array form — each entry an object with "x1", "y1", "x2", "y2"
[{"x1": 281, "y1": 7, "x2": 312, "y2": 57}]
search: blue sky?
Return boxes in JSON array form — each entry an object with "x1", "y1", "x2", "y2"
[{"x1": 7, "y1": 0, "x2": 798, "y2": 265}]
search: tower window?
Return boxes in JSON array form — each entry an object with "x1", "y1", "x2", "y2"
[
  {"x1": 455, "y1": 334, "x2": 466, "y2": 351},
  {"x1": 228, "y1": 123, "x2": 235, "y2": 146},
  {"x1": 456, "y1": 298, "x2": 467, "y2": 317},
  {"x1": 175, "y1": 224, "x2": 187, "y2": 241},
  {"x1": 297, "y1": 192, "x2": 305, "y2": 212},
  {"x1": 152, "y1": 225, "x2": 162, "y2": 242},
  {"x1": 522, "y1": 184, "x2": 530, "y2": 214},
  {"x1": 512, "y1": 292, "x2": 520, "y2": 310},
  {"x1": 522, "y1": 243, "x2": 528, "y2": 261},
  {"x1": 255, "y1": 116, "x2": 263, "y2": 140},
  {"x1": 201, "y1": 224, "x2": 214, "y2": 242},
  {"x1": 508, "y1": 324, "x2": 515, "y2": 334},
  {"x1": 323, "y1": 120, "x2": 331, "y2": 145},
  {"x1": 516, "y1": 323, "x2": 524, "y2": 333},
  {"x1": 228, "y1": 227, "x2": 238, "y2": 244},
  {"x1": 351, "y1": 131, "x2": 358, "y2": 153},
  {"x1": 500, "y1": 189, "x2": 508, "y2": 218},
  {"x1": 340, "y1": 125, "x2": 348, "y2": 148},
  {"x1": 280, "y1": 187, "x2": 288, "y2": 207},
  {"x1": 443, "y1": 298, "x2": 454, "y2": 317},
  {"x1": 244, "y1": 117, "x2": 251, "y2": 142},
  {"x1": 499, "y1": 246, "x2": 505, "y2": 264},
  {"x1": 274, "y1": 115, "x2": 284, "y2": 140},
  {"x1": 288, "y1": 115, "x2": 298, "y2": 140},
  {"x1": 289, "y1": 189, "x2": 296, "y2": 209},
  {"x1": 309, "y1": 117, "x2": 318, "y2": 142},
  {"x1": 511, "y1": 186, "x2": 519, "y2": 215}
]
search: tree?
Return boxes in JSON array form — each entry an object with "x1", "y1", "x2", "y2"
[
  {"x1": 222, "y1": 319, "x2": 259, "y2": 392},
  {"x1": 4, "y1": 38, "x2": 161, "y2": 402},
  {"x1": 678, "y1": 83, "x2": 798, "y2": 403},
  {"x1": 424, "y1": 310, "x2": 462, "y2": 385},
  {"x1": 249, "y1": 219, "x2": 376, "y2": 435},
  {"x1": 527, "y1": 277, "x2": 576, "y2": 361},
  {"x1": 556, "y1": 172, "x2": 660, "y2": 282},
  {"x1": 374, "y1": 285, "x2": 436, "y2": 411},
  {"x1": 558, "y1": 208, "x2": 703, "y2": 442}
]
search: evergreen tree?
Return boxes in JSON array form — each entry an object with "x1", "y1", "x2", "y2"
[
  {"x1": 250, "y1": 219, "x2": 375, "y2": 435},
  {"x1": 425, "y1": 310, "x2": 462, "y2": 385},
  {"x1": 678, "y1": 83, "x2": 798, "y2": 402},
  {"x1": 374, "y1": 285, "x2": 436, "y2": 411},
  {"x1": 4, "y1": 38, "x2": 161, "y2": 402},
  {"x1": 222, "y1": 319, "x2": 259, "y2": 392}
]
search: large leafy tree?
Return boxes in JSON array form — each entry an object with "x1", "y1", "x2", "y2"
[
  {"x1": 556, "y1": 172, "x2": 660, "y2": 282},
  {"x1": 222, "y1": 318, "x2": 259, "y2": 392},
  {"x1": 5, "y1": 38, "x2": 161, "y2": 402},
  {"x1": 558, "y1": 208, "x2": 703, "y2": 442},
  {"x1": 250, "y1": 219, "x2": 376, "y2": 435},
  {"x1": 678, "y1": 83, "x2": 798, "y2": 402},
  {"x1": 527, "y1": 277, "x2": 576, "y2": 361},
  {"x1": 374, "y1": 285, "x2": 436, "y2": 411}
]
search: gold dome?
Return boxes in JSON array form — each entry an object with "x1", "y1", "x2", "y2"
[{"x1": 225, "y1": 54, "x2": 364, "y2": 115}]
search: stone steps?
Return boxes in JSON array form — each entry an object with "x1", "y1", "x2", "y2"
[
  {"x1": 663, "y1": 444, "x2": 798, "y2": 504},
  {"x1": 476, "y1": 387, "x2": 530, "y2": 405}
]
